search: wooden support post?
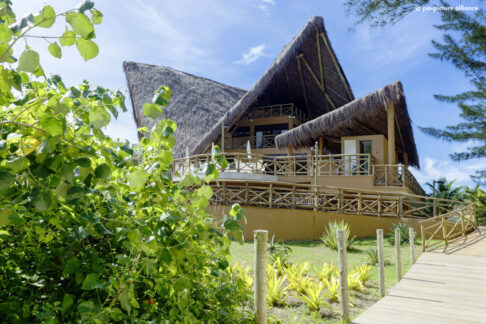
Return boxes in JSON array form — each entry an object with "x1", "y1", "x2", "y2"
[
  {"x1": 377, "y1": 229, "x2": 385, "y2": 298},
  {"x1": 395, "y1": 228, "x2": 402, "y2": 281},
  {"x1": 433, "y1": 198, "x2": 437, "y2": 217},
  {"x1": 387, "y1": 102, "x2": 396, "y2": 165},
  {"x1": 358, "y1": 192, "x2": 362, "y2": 214},
  {"x1": 409, "y1": 227, "x2": 416, "y2": 265},
  {"x1": 421, "y1": 224, "x2": 425, "y2": 253},
  {"x1": 442, "y1": 217, "x2": 448, "y2": 245},
  {"x1": 254, "y1": 230, "x2": 268, "y2": 324},
  {"x1": 269, "y1": 183, "x2": 273, "y2": 209},
  {"x1": 461, "y1": 216, "x2": 465, "y2": 237},
  {"x1": 337, "y1": 230, "x2": 349, "y2": 322}
]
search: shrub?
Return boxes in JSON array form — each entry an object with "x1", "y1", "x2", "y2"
[
  {"x1": 272, "y1": 256, "x2": 288, "y2": 277},
  {"x1": 321, "y1": 276, "x2": 340, "y2": 303},
  {"x1": 294, "y1": 282, "x2": 331, "y2": 312},
  {"x1": 0, "y1": 2, "x2": 250, "y2": 322},
  {"x1": 268, "y1": 235, "x2": 292, "y2": 265},
  {"x1": 352, "y1": 264, "x2": 372, "y2": 285},
  {"x1": 320, "y1": 220, "x2": 356, "y2": 250},
  {"x1": 388, "y1": 223, "x2": 412, "y2": 246},
  {"x1": 348, "y1": 273, "x2": 365, "y2": 292},
  {"x1": 266, "y1": 267, "x2": 291, "y2": 306},
  {"x1": 363, "y1": 248, "x2": 389, "y2": 266},
  {"x1": 314, "y1": 262, "x2": 338, "y2": 282},
  {"x1": 232, "y1": 262, "x2": 253, "y2": 291}
]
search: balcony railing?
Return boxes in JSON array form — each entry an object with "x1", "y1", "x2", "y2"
[
  {"x1": 372, "y1": 164, "x2": 425, "y2": 196},
  {"x1": 242, "y1": 103, "x2": 308, "y2": 122},
  {"x1": 228, "y1": 134, "x2": 277, "y2": 150},
  {"x1": 173, "y1": 153, "x2": 372, "y2": 177}
]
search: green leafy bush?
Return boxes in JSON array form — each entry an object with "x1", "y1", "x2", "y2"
[
  {"x1": 268, "y1": 235, "x2": 292, "y2": 265},
  {"x1": 0, "y1": 2, "x2": 250, "y2": 322},
  {"x1": 388, "y1": 223, "x2": 412, "y2": 246},
  {"x1": 320, "y1": 220, "x2": 356, "y2": 250}
]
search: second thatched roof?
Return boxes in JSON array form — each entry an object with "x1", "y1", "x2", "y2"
[{"x1": 275, "y1": 81, "x2": 420, "y2": 168}]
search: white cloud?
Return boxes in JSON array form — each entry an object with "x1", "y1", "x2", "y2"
[
  {"x1": 411, "y1": 157, "x2": 483, "y2": 188},
  {"x1": 236, "y1": 44, "x2": 266, "y2": 65},
  {"x1": 261, "y1": 0, "x2": 276, "y2": 5}
]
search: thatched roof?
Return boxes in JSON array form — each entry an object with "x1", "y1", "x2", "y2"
[
  {"x1": 123, "y1": 62, "x2": 246, "y2": 157},
  {"x1": 190, "y1": 16, "x2": 354, "y2": 155},
  {"x1": 275, "y1": 81, "x2": 420, "y2": 168}
]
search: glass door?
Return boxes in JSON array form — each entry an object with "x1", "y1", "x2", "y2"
[{"x1": 343, "y1": 139, "x2": 356, "y2": 175}]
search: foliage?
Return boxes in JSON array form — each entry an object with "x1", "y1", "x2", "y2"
[
  {"x1": 268, "y1": 235, "x2": 292, "y2": 265},
  {"x1": 231, "y1": 262, "x2": 253, "y2": 291},
  {"x1": 272, "y1": 257, "x2": 288, "y2": 277},
  {"x1": 387, "y1": 223, "x2": 413, "y2": 246},
  {"x1": 313, "y1": 262, "x2": 338, "y2": 282},
  {"x1": 294, "y1": 282, "x2": 331, "y2": 312},
  {"x1": 363, "y1": 248, "x2": 389, "y2": 266},
  {"x1": 0, "y1": 2, "x2": 250, "y2": 322},
  {"x1": 266, "y1": 266, "x2": 291, "y2": 307},
  {"x1": 344, "y1": 0, "x2": 486, "y2": 184},
  {"x1": 426, "y1": 178, "x2": 465, "y2": 200},
  {"x1": 351, "y1": 265, "x2": 372, "y2": 285},
  {"x1": 321, "y1": 276, "x2": 340, "y2": 303},
  {"x1": 347, "y1": 273, "x2": 365, "y2": 292},
  {"x1": 465, "y1": 185, "x2": 486, "y2": 225},
  {"x1": 285, "y1": 274, "x2": 314, "y2": 295},
  {"x1": 320, "y1": 220, "x2": 356, "y2": 250}
]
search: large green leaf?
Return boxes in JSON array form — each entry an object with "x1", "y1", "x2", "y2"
[
  {"x1": 48, "y1": 42, "x2": 62, "y2": 59},
  {"x1": 128, "y1": 170, "x2": 147, "y2": 191},
  {"x1": 39, "y1": 115, "x2": 64, "y2": 136},
  {"x1": 88, "y1": 106, "x2": 110, "y2": 128},
  {"x1": 63, "y1": 257, "x2": 81, "y2": 274},
  {"x1": 61, "y1": 294, "x2": 75, "y2": 316},
  {"x1": 0, "y1": 23, "x2": 13, "y2": 42},
  {"x1": 76, "y1": 38, "x2": 99, "y2": 61},
  {"x1": 66, "y1": 12, "x2": 94, "y2": 38},
  {"x1": 94, "y1": 163, "x2": 111, "y2": 179},
  {"x1": 18, "y1": 50, "x2": 40, "y2": 73},
  {"x1": 60, "y1": 28, "x2": 76, "y2": 46},
  {"x1": 4, "y1": 157, "x2": 29, "y2": 172},
  {"x1": 81, "y1": 273, "x2": 99, "y2": 290},
  {"x1": 142, "y1": 103, "x2": 162, "y2": 119},
  {"x1": 0, "y1": 170, "x2": 14, "y2": 192},
  {"x1": 34, "y1": 5, "x2": 56, "y2": 28},
  {"x1": 32, "y1": 191, "x2": 51, "y2": 211},
  {"x1": 91, "y1": 9, "x2": 103, "y2": 25}
]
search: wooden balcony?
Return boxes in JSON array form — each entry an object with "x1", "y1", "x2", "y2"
[
  {"x1": 372, "y1": 164, "x2": 425, "y2": 196},
  {"x1": 242, "y1": 103, "x2": 308, "y2": 122}
]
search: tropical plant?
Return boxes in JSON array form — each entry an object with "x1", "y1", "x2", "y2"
[
  {"x1": 268, "y1": 235, "x2": 292, "y2": 265},
  {"x1": 387, "y1": 223, "x2": 413, "y2": 246},
  {"x1": 232, "y1": 262, "x2": 253, "y2": 291},
  {"x1": 352, "y1": 264, "x2": 372, "y2": 285},
  {"x1": 0, "y1": 2, "x2": 250, "y2": 322},
  {"x1": 347, "y1": 273, "x2": 365, "y2": 292},
  {"x1": 266, "y1": 269, "x2": 291, "y2": 306},
  {"x1": 285, "y1": 274, "x2": 314, "y2": 295},
  {"x1": 314, "y1": 262, "x2": 338, "y2": 282},
  {"x1": 321, "y1": 276, "x2": 340, "y2": 303},
  {"x1": 294, "y1": 282, "x2": 331, "y2": 312},
  {"x1": 465, "y1": 185, "x2": 486, "y2": 225},
  {"x1": 363, "y1": 248, "x2": 389, "y2": 266},
  {"x1": 272, "y1": 256, "x2": 288, "y2": 277},
  {"x1": 426, "y1": 178, "x2": 465, "y2": 201},
  {"x1": 320, "y1": 220, "x2": 356, "y2": 250}
]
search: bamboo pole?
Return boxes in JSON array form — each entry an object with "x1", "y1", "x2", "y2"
[
  {"x1": 395, "y1": 228, "x2": 402, "y2": 281},
  {"x1": 409, "y1": 228, "x2": 416, "y2": 265},
  {"x1": 377, "y1": 229, "x2": 385, "y2": 298},
  {"x1": 254, "y1": 230, "x2": 268, "y2": 324},
  {"x1": 337, "y1": 230, "x2": 349, "y2": 322}
]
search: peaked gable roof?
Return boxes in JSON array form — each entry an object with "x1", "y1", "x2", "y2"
[
  {"x1": 123, "y1": 62, "x2": 246, "y2": 158},
  {"x1": 191, "y1": 16, "x2": 354, "y2": 155}
]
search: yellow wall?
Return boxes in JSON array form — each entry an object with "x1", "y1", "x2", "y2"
[
  {"x1": 341, "y1": 135, "x2": 388, "y2": 165},
  {"x1": 208, "y1": 205, "x2": 422, "y2": 241}
]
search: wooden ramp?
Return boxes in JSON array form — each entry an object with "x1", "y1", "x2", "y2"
[{"x1": 354, "y1": 227, "x2": 486, "y2": 324}]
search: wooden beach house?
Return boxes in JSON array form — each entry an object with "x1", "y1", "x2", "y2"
[{"x1": 124, "y1": 16, "x2": 468, "y2": 240}]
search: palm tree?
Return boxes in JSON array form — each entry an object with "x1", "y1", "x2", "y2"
[
  {"x1": 426, "y1": 178, "x2": 465, "y2": 201},
  {"x1": 465, "y1": 185, "x2": 486, "y2": 225}
]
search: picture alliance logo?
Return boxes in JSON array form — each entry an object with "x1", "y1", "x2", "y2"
[{"x1": 415, "y1": 2, "x2": 480, "y2": 12}]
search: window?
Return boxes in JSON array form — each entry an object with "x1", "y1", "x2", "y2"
[{"x1": 233, "y1": 126, "x2": 250, "y2": 138}]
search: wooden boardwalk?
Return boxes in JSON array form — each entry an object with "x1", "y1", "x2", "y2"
[{"x1": 354, "y1": 227, "x2": 486, "y2": 324}]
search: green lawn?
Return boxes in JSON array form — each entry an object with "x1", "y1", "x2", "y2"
[{"x1": 229, "y1": 235, "x2": 423, "y2": 323}]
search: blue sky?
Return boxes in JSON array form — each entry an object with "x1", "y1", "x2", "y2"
[{"x1": 12, "y1": 0, "x2": 485, "y2": 189}]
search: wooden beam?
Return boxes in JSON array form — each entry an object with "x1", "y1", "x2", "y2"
[
  {"x1": 318, "y1": 136, "x2": 324, "y2": 154},
  {"x1": 319, "y1": 33, "x2": 353, "y2": 101},
  {"x1": 315, "y1": 28, "x2": 324, "y2": 89},
  {"x1": 296, "y1": 55, "x2": 311, "y2": 116},
  {"x1": 297, "y1": 54, "x2": 337, "y2": 111},
  {"x1": 387, "y1": 102, "x2": 396, "y2": 164}
]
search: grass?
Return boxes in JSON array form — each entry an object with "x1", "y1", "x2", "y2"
[{"x1": 230, "y1": 235, "x2": 423, "y2": 323}]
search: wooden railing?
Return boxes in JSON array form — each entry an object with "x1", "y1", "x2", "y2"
[
  {"x1": 207, "y1": 180, "x2": 468, "y2": 219},
  {"x1": 420, "y1": 204, "x2": 477, "y2": 251},
  {"x1": 242, "y1": 103, "x2": 308, "y2": 123},
  {"x1": 173, "y1": 153, "x2": 372, "y2": 177},
  {"x1": 373, "y1": 165, "x2": 425, "y2": 196}
]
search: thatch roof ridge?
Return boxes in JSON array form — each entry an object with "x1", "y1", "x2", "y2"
[
  {"x1": 190, "y1": 16, "x2": 354, "y2": 155},
  {"x1": 124, "y1": 61, "x2": 246, "y2": 158},
  {"x1": 275, "y1": 81, "x2": 420, "y2": 168}
]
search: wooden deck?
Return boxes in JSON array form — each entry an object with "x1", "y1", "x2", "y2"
[{"x1": 354, "y1": 227, "x2": 486, "y2": 324}]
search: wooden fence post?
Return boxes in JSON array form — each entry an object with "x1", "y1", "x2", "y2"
[
  {"x1": 409, "y1": 227, "x2": 415, "y2": 265},
  {"x1": 421, "y1": 224, "x2": 426, "y2": 253},
  {"x1": 395, "y1": 228, "x2": 402, "y2": 281},
  {"x1": 442, "y1": 217, "x2": 448, "y2": 245},
  {"x1": 254, "y1": 230, "x2": 268, "y2": 324},
  {"x1": 337, "y1": 230, "x2": 349, "y2": 322},
  {"x1": 377, "y1": 229, "x2": 385, "y2": 298}
]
